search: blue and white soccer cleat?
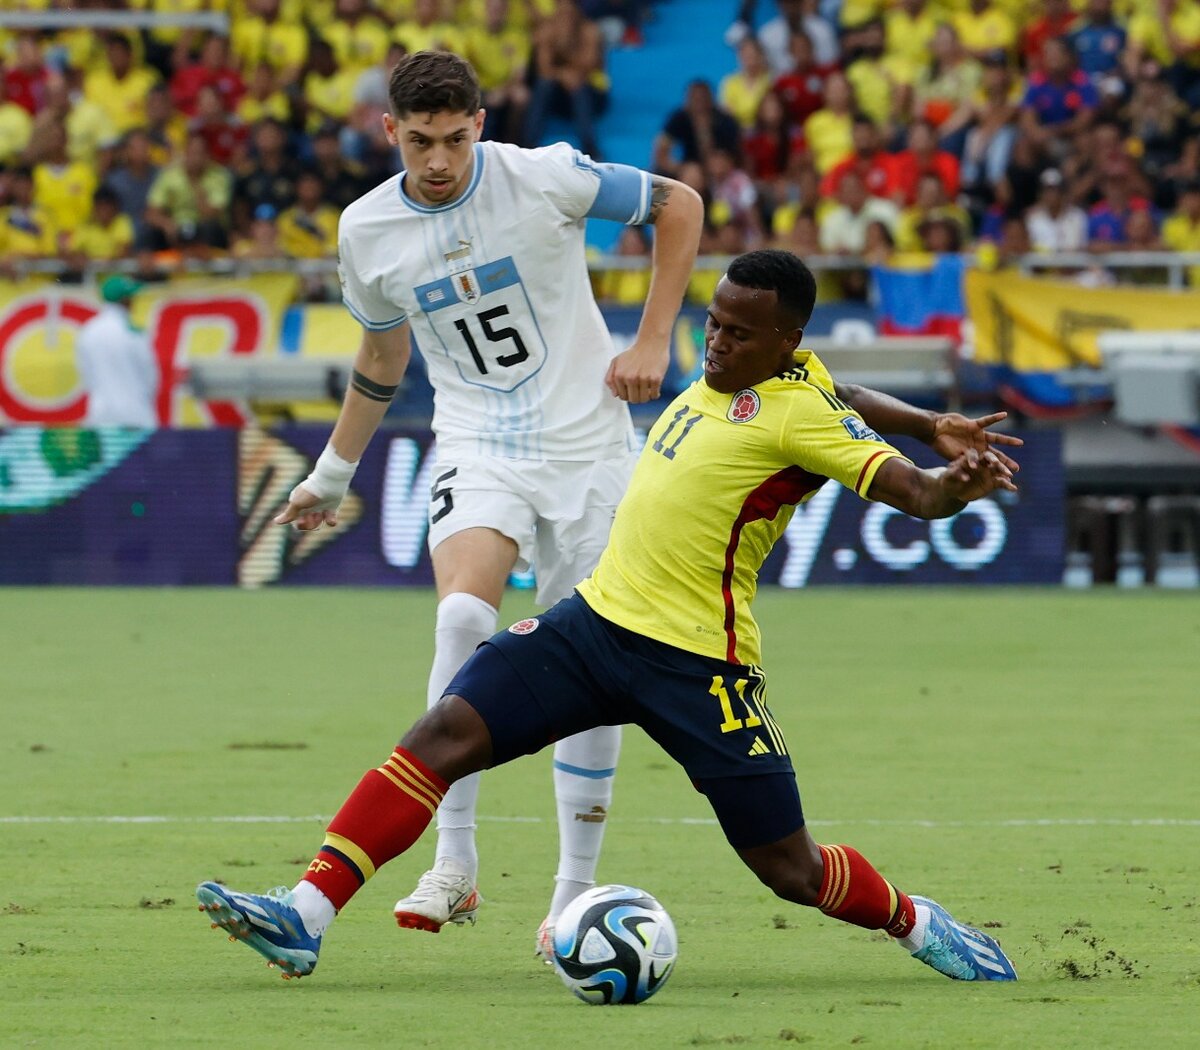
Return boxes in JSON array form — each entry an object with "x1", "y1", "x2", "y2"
[
  {"x1": 908, "y1": 896, "x2": 1018, "y2": 981},
  {"x1": 196, "y1": 881, "x2": 321, "y2": 979}
]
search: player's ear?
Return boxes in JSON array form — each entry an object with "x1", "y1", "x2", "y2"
[
  {"x1": 473, "y1": 108, "x2": 486, "y2": 139},
  {"x1": 786, "y1": 327, "x2": 803, "y2": 351},
  {"x1": 382, "y1": 112, "x2": 399, "y2": 146}
]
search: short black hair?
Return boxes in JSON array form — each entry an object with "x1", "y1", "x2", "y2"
[
  {"x1": 388, "y1": 50, "x2": 481, "y2": 118},
  {"x1": 725, "y1": 250, "x2": 817, "y2": 328}
]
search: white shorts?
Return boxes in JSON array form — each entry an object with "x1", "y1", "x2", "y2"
[{"x1": 426, "y1": 452, "x2": 638, "y2": 607}]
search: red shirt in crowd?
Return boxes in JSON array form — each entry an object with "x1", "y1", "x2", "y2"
[
  {"x1": 742, "y1": 127, "x2": 807, "y2": 180},
  {"x1": 889, "y1": 148, "x2": 961, "y2": 205},
  {"x1": 4, "y1": 65, "x2": 48, "y2": 114},
  {"x1": 190, "y1": 118, "x2": 249, "y2": 165},
  {"x1": 773, "y1": 64, "x2": 837, "y2": 126},
  {"x1": 820, "y1": 150, "x2": 901, "y2": 200},
  {"x1": 1023, "y1": 12, "x2": 1079, "y2": 69},
  {"x1": 171, "y1": 64, "x2": 246, "y2": 118}
]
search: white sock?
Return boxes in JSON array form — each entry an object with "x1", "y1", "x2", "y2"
[
  {"x1": 897, "y1": 903, "x2": 931, "y2": 953},
  {"x1": 547, "y1": 725, "x2": 622, "y2": 922},
  {"x1": 426, "y1": 592, "x2": 498, "y2": 882},
  {"x1": 290, "y1": 880, "x2": 336, "y2": 938}
]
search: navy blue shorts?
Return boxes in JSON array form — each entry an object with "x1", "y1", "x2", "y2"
[{"x1": 446, "y1": 594, "x2": 803, "y2": 846}]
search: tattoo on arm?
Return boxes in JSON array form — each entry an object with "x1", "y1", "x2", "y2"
[
  {"x1": 646, "y1": 175, "x2": 674, "y2": 224},
  {"x1": 350, "y1": 368, "x2": 399, "y2": 403}
]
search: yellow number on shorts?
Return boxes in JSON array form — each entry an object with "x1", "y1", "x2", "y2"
[{"x1": 709, "y1": 676, "x2": 762, "y2": 734}]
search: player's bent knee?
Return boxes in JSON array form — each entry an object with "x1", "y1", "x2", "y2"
[{"x1": 399, "y1": 695, "x2": 494, "y2": 783}]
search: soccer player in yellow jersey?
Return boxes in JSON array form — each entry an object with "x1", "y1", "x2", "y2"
[{"x1": 198, "y1": 250, "x2": 1020, "y2": 984}]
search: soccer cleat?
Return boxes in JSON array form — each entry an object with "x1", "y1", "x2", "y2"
[
  {"x1": 393, "y1": 861, "x2": 481, "y2": 933},
  {"x1": 535, "y1": 917, "x2": 555, "y2": 966},
  {"x1": 195, "y1": 881, "x2": 321, "y2": 979},
  {"x1": 908, "y1": 896, "x2": 1018, "y2": 982}
]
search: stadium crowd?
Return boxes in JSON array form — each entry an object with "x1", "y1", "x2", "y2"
[{"x1": 1, "y1": 0, "x2": 1199, "y2": 301}]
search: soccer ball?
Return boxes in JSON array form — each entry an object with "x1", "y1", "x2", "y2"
[{"x1": 550, "y1": 884, "x2": 677, "y2": 1005}]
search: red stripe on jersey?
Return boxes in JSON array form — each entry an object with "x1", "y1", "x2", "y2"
[
  {"x1": 854, "y1": 450, "x2": 889, "y2": 496},
  {"x1": 721, "y1": 467, "x2": 822, "y2": 662}
]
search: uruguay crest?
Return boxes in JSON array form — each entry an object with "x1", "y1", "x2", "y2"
[{"x1": 456, "y1": 269, "x2": 481, "y2": 304}]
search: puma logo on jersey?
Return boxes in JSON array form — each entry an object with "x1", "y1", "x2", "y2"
[{"x1": 444, "y1": 239, "x2": 473, "y2": 262}]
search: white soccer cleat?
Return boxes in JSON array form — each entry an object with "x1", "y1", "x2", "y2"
[
  {"x1": 393, "y1": 861, "x2": 481, "y2": 933},
  {"x1": 535, "y1": 916, "x2": 555, "y2": 966}
]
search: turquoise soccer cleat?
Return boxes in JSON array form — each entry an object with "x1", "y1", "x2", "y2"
[
  {"x1": 196, "y1": 881, "x2": 321, "y2": 979},
  {"x1": 908, "y1": 896, "x2": 1018, "y2": 981}
]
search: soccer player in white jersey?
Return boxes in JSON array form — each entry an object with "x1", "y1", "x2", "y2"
[{"x1": 272, "y1": 50, "x2": 706, "y2": 950}]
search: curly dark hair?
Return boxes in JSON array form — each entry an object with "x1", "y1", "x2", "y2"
[
  {"x1": 725, "y1": 250, "x2": 817, "y2": 328},
  {"x1": 388, "y1": 50, "x2": 481, "y2": 118}
]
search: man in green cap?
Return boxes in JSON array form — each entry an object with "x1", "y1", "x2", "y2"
[{"x1": 74, "y1": 275, "x2": 159, "y2": 428}]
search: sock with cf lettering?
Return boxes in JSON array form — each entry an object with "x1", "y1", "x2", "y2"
[
  {"x1": 292, "y1": 747, "x2": 447, "y2": 933},
  {"x1": 816, "y1": 844, "x2": 916, "y2": 938}
]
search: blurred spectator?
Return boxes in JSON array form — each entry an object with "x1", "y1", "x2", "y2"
[
  {"x1": 32, "y1": 71, "x2": 118, "y2": 171},
  {"x1": 594, "y1": 225, "x2": 652, "y2": 304},
  {"x1": 278, "y1": 170, "x2": 339, "y2": 258},
  {"x1": 1021, "y1": 0, "x2": 1078, "y2": 71},
  {"x1": 470, "y1": 0, "x2": 533, "y2": 144},
  {"x1": 1087, "y1": 172, "x2": 1153, "y2": 247},
  {"x1": 654, "y1": 80, "x2": 741, "y2": 174},
  {"x1": 0, "y1": 167, "x2": 55, "y2": 263},
  {"x1": 32, "y1": 123, "x2": 97, "y2": 243},
  {"x1": 954, "y1": 0, "x2": 1017, "y2": 63},
  {"x1": 84, "y1": 35, "x2": 160, "y2": 136},
  {"x1": 884, "y1": 0, "x2": 942, "y2": 89},
  {"x1": 393, "y1": 0, "x2": 468, "y2": 56},
  {"x1": 917, "y1": 214, "x2": 963, "y2": 253},
  {"x1": 190, "y1": 85, "x2": 249, "y2": 167},
  {"x1": 303, "y1": 40, "x2": 358, "y2": 133},
  {"x1": 64, "y1": 186, "x2": 135, "y2": 265},
  {"x1": 232, "y1": 0, "x2": 310, "y2": 86},
  {"x1": 233, "y1": 202, "x2": 283, "y2": 259},
  {"x1": 820, "y1": 114, "x2": 898, "y2": 200},
  {"x1": 144, "y1": 133, "x2": 231, "y2": 253},
  {"x1": 1121, "y1": 207, "x2": 1163, "y2": 249},
  {"x1": 1018, "y1": 38, "x2": 1098, "y2": 154},
  {"x1": 912, "y1": 24, "x2": 981, "y2": 149},
  {"x1": 322, "y1": 0, "x2": 391, "y2": 77},
  {"x1": 890, "y1": 120, "x2": 960, "y2": 206},
  {"x1": 525, "y1": 0, "x2": 608, "y2": 156},
  {"x1": 720, "y1": 38, "x2": 773, "y2": 130},
  {"x1": 727, "y1": 0, "x2": 838, "y2": 75},
  {"x1": 1160, "y1": 0, "x2": 1200, "y2": 109},
  {"x1": 993, "y1": 214, "x2": 1032, "y2": 268},
  {"x1": 171, "y1": 33, "x2": 246, "y2": 119},
  {"x1": 4, "y1": 33, "x2": 49, "y2": 115},
  {"x1": 707, "y1": 147, "x2": 764, "y2": 248},
  {"x1": 802, "y1": 71, "x2": 855, "y2": 175},
  {"x1": 1026, "y1": 168, "x2": 1088, "y2": 251},
  {"x1": 233, "y1": 119, "x2": 297, "y2": 234},
  {"x1": 144, "y1": 85, "x2": 189, "y2": 167},
  {"x1": 743, "y1": 91, "x2": 806, "y2": 181},
  {"x1": 103, "y1": 130, "x2": 160, "y2": 248},
  {"x1": 1126, "y1": 74, "x2": 1188, "y2": 186},
  {"x1": 1162, "y1": 180, "x2": 1200, "y2": 284},
  {"x1": 861, "y1": 217, "x2": 895, "y2": 264},
  {"x1": 818, "y1": 169, "x2": 899, "y2": 252},
  {"x1": 310, "y1": 124, "x2": 371, "y2": 210},
  {"x1": 237, "y1": 62, "x2": 291, "y2": 126},
  {"x1": 353, "y1": 42, "x2": 408, "y2": 116},
  {"x1": 895, "y1": 171, "x2": 969, "y2": 250},
  {"x1": 74, "y1": 276, "x2": 157, "y2": 429},
  {"x1": 767, "y1": 157, "x2": 820, "y2": 240},
  {"x1": 772, "y1": 30, "x2": 833, "y2": 126},
  {"x1": 960, "y1": 59, "x2": 1018, "y2": 193},
  {"x1": 0, "y1": 72, "x2": 33, "y2": 164},
  {"x1": 1071, "y1": 0, "x2": 1126, "y2": 83}
]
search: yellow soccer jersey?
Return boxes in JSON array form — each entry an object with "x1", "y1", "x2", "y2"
[{"x1": 579, "y1": 352, "x2": 906, "y2": 665}]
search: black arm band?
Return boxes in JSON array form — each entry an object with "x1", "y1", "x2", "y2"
[{"x1": 350, "y1": 369, "x2": 399, "y2": 403}]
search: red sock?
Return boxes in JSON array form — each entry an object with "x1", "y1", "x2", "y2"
[
  {"x1": 817, "y1": 844, "x2": 916, "y2": 938},
  {"x1": 302, "y1": 748, "x2": 447, "y2": 910}
]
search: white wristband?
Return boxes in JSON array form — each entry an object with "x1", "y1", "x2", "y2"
[{"x1": 302, "y1": 442, "x2": 359, "y2": 503}]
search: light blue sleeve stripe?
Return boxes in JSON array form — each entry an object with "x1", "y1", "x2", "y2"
[
  {"x1": 342, "y1": 298, "x2": 407, "y2": 331},
  {"x1": 553, "y1": 760, "x2": 617, "y2": 780},
  {"x1": 586, "y1": 162, "x2": 653, "y2": 225}
]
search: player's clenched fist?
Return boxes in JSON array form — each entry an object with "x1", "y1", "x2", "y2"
[{"x1": 605, "y1": 339, "x2": 670, "y2": 403}]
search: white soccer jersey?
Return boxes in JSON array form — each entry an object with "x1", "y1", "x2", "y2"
[{"x1": 338, "y1": 140, "x2": 654, "y2": 461}]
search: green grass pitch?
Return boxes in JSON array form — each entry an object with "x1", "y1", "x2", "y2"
[{"x1": 2, "y1": 587, "x2": 1197, "y2": 1048}]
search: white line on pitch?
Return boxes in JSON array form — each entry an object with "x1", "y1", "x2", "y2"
[{"x1": 1, "y1": 815, "x2": 1199, "y2": 828}]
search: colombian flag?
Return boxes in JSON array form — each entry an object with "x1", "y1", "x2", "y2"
[{"x1": 871, "y1": 255, "x2": 965, "y2": 339}]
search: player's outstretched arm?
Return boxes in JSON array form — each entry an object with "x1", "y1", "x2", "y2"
[
  {"x1": 835, "y1": 382, "x2": 1024, "y2": 473},
  {"x1": 274, "y1": 324, "x2": 412, "y2": 531},
  {"x1": 866, "y1": 449, "x2": 1017, "y2": 520},
  {"x1": 605, "y1": 175, "x2": 703, "y2": 403}
]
